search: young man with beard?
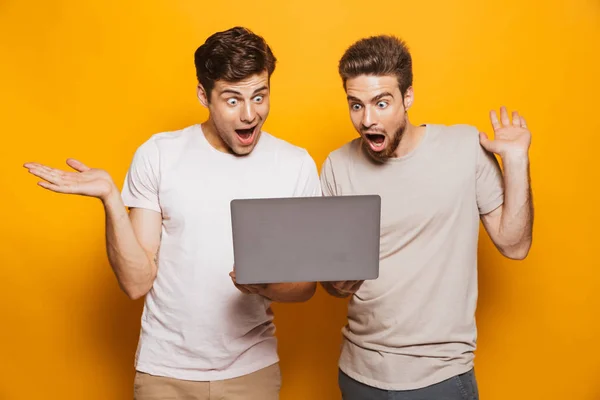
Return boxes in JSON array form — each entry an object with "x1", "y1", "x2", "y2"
[
  {"x1": 24, "y1": 27, "x2": 319, "y2": 399},
  {"x1": 320, "y1": 35, "x2": 534, "y2": 399}
]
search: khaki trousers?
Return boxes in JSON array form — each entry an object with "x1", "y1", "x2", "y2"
[{"x1": 133, "y1": 363, "x2": 281, "y2": 400}]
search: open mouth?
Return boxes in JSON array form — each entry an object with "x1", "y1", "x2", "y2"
[
  {"x1": 235, "y1": 125, "x2": 258, "y2": 145},
  {"x1": 364, "y1": 133, "x2": 386, "y2": 151}
]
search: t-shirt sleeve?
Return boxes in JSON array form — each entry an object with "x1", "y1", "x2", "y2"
[
  {"x1": 320, "y1": 156, "x2": 338, "y2": 197},
  {"x1": 293, "y1": 151, "x2": 322, "y2": 197},
  {"x1": 121, "y1": 138, "x2": 161, "y2": 213},
  {"x1": 476, "y1": 136, "x2": 504, "y2": 215}
]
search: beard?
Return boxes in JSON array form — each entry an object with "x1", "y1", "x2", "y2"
[{"x1": 362, "y1": 115, "x2": 408, "y2": 163}]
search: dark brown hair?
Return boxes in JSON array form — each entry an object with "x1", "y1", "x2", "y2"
[
  {"x1": 338, "y1": 35, "x2": 413, "y2": 96},
  {"x1": 194, "y1": 27, "x2": 276, "y2": 99}
]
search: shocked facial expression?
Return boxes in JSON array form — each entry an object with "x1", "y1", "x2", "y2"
[
  {"x1": 345, "y1": 75, "x2": 412, "y2": 162},
  {"x1": 199, "y1": 70, "x2": 270, "y2": 155}
]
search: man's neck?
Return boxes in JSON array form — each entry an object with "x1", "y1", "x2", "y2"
[
  {"x1": 201, "y1": 119, "x2": 229, "y2": 153},
  {"x1": 393, "y1": 122, "x2": 426, "y2": 158}
]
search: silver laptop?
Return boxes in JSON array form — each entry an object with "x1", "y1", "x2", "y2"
[{"x1": 230, "y1": 195, "x2": 381, "y2": 284}]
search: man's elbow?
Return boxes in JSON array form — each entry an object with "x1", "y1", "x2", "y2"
[
  {"x1": 500, "y1": 240, "x2": 532, "y2": 260},
  {"x1": 125, "y1": 289, "x2": 147, "y2": 300},
  {"x1": 122, "y1": 282, "x2": 153, "y2": 300}
]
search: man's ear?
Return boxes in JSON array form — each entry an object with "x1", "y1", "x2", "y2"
[
  {"x1": 197, "y1": 84, "x2": 209, "y2": 108},
  {"x1": 403, "y1": 86, "x2": 414, "y2": 111}
]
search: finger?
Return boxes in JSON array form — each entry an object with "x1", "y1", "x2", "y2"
[
  {"x1": 23, "y1": 162, "x2": 44, "y2": 169},
  {"x1": 250, "y1": 283, "x2": 268, "y2": 291},
  {"x1": 234, "y1": 283, "x2": 251, "y2": 294},
  {"x1": 247, "y1": 286, "x2": 262, "y2": 294},
  {"x1": 28, "y1": 167, "x2": 82, "y2": 194},
  {"x1": 332, "y1": 281, "x2": 351, "y2": 291},
  {"x1": 349, "y1": 280, "x2": 364, "y2": 292},
  {"x1": 489, "y1": 110, "x2": 501, "y2": 131},
  {"x1": 29, "y1": 164, "x2": 77, "y2": 180},
  {"x1": 479, "y1": 132, "x2": 495, "y2": 153},
  {"x1": 511, "y1": 111, "x2": 521, "y2": 127},
  {"x1": 24, "y1": 163, "x2": 52, "y2": 174},
  {"x1": 38, "y1": 181, "x2": 74, "y2": 194},
  {"x1": 23, "y1": 162, "x2": 61, "y2": 172},
  {"x1": 334, "y1": 281, "x2": 357, "y2": 294},
  {"x1": 500, "y1": 106, "x2": 510, "y2": 126},
  {"x1": 44, "y1": 166, "x2": 71, "y2": 181},
  {"x1": 38, "y1": 166, "x2": 79, "y2": 181},
  {"x1": 229, "y1": 271, "x2": 236, "y2": 280},
  {"x1": 520, "y1": 116, "x2": 528, "y2": 129},
  {"x1": 66, "y1": 158, "x2": 90, "y2": 172},
  {"x1": 28, "y1": 167, "x2": 64, "y2": 185},
  {"x1": 241, "y1": 285, "x2": 261, "y2": 294}
]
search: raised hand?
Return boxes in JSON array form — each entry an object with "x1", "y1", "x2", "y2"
[
  {"x1": 479, "y1": 106, "x2": 531, "y2": 159},
  {"x1": 23, "y1": 158, "x2": 117, "y2": 201}
]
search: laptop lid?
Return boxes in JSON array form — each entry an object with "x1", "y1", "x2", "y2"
[{"x1": 230, "y1": 195, "x2": 381, "y2": 284}]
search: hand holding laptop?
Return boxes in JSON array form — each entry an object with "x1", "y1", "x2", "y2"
[
  {"x1": 321, "y1": 280, "x2": 364, "y2": 298},
  {"x1": 229, "y1": 270, "x2": 268, "y2": 295}
]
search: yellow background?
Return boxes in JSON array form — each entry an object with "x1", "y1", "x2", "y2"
[{"x1": 1, "y1": 0, "x2": 599, "y2": 399}]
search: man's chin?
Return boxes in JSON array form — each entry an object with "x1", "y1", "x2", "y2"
[
  {"x1": 227, "y1": 144, "x2": 251, "y2": 156},
  {"x1": 230, "y1": 140, "x2": 259, "y2": 156},
  {"x1": 223, "y1": 131, "x2": 262, "y2": 156},
  {"x1": 363, "y1": 141, "x2": 392, "y2": 162}
]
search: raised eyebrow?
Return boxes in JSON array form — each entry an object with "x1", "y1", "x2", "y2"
[
  {"x1": 252, "y1": 86, "x2": 268, "y2": 95},
  {"x1": 220, "y1": 89, "x2": 242, "y2": 97},
  {"x1": 371, "y1": 92, "x2": 394, "y2": 102},
  {"x1": 347, "y1": 95, "x2": 363, "y2": 103}
]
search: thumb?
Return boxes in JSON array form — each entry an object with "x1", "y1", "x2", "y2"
[
  {"x1": 478, "y1": 132, "x2": 496, "y2": 153},
  {"x1": 66, "y1": 158, "x2": 90, "y2": 172}
]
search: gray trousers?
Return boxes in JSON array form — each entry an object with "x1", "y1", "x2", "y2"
[{"x1": 339, "y1": 369, "x2": 479, "y2": 400}]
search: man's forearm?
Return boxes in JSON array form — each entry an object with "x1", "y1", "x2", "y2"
[
  {"x1": 103, "y1": 192, "x2": 157, "y2": 299},
  {"x1": 261, "y1": 282, "x2": 316, "y2": 302},
  {"x1": 499, "y1": 153, "x2": 533, "y2": 257}
]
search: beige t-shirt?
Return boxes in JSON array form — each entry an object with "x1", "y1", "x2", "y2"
[{"x1": 320, "y1": 124, "x2": 504, "y2": 390}]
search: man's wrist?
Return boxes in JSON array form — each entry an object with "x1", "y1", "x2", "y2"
[
  {"x1": 101, "y1": 187, "x2": 124, "y2": 210},
  {"x1": 501, "y1": 149, "x2": 529, "y2": 168}
]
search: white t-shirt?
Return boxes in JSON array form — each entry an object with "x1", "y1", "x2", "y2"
[{"x1": 121, "y1": 124, "x2": 321, "y2": 381}]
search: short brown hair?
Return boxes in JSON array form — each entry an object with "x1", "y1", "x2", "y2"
[
  {"x1": 338, "y1": 35, "x2": 413, "y2": 96},
  {"x1": 194, "y1": 27, "x2": 276, "y2": 99}
]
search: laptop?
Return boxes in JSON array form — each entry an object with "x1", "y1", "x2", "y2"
[{"x1": 230, "y1": 194, "x2": 381, "y2": 284}]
